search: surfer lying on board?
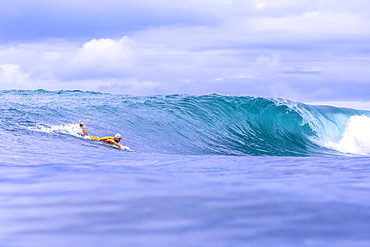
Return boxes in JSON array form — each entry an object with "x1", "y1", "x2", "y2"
[{"x1": 78, "y1": 121, "x2": 129, "y2": 150}]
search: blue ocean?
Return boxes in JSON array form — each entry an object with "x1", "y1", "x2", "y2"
[{"x1": 1, "y1": 89, "x2": 370, "y2": 247}]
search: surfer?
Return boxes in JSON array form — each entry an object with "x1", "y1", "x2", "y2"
[{"x1": 78, "y1": 121, "x2": 128, "y2": 150}]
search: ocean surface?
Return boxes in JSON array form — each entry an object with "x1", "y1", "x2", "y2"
[{"x1": 1, "y1": 90, "x2": 370, "y2": 247}]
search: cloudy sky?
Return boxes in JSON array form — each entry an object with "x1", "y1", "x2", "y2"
[{"x1": 0, "y1": 0, "x2": 370, "y2": 104}]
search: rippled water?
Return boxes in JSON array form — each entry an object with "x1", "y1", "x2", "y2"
[{"x1": 1, "y1": 153, "x2": 370, "y2": 246}]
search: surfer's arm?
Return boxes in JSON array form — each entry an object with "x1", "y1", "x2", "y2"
[
  {"x1": 78, "y1": 121, "x2": 89, "y2": 136},
  {"x1": 104, "y1": 139, "x2": 125, "y2": 150},
  {"x1": 115, "y1": 143, "x2": 125, "y2": 150}
]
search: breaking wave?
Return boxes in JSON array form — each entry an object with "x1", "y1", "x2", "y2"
[{"x1": 1, "y1": 89, "x2": 370, "y2": 156}]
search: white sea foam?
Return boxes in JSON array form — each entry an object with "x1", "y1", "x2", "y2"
[
  {"x1": 327, "y1": 115, "x2": 370, "y2": 155},
  {"x1": 29, "y1": 123, "x2": 81, "y2": 137}
]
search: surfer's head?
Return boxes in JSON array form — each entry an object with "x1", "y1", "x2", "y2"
[{"x1": 114, "y1": 133, "x2": 122, "y2": 142}]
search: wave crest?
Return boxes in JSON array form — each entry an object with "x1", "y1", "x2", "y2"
[{"x1": 1, "y1": 90, "x2": 370, "y2": 156}]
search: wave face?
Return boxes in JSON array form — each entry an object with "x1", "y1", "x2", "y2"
[{"x1": 1, "y1": 90, "x2": 370, "y2": 156}]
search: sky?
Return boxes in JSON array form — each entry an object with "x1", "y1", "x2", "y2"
[{"x1": 0, "y1": 0, "x2": 370, "y2": 104}]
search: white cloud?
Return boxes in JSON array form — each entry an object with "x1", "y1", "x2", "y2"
[
  {"x1": 0, "y1": 0, "x2": 370, "y2": 102},
  {"x1": 0, "y1": 64, "x2": 31, "y2": 89},
  {"x1": 249, "y1": 11, "x2": 370, "y2": 39},
  {"x1": 64, "y1": 36, "x2": 137, "y2": 79}
]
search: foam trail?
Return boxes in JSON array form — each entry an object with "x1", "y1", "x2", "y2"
[{"x1": 29, "y1": 123, "x2": 81, "y2": 137}]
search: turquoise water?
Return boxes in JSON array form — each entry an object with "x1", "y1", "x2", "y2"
[{"x1": 1, "y1": 90, "x2": 370, "y2": 246}]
